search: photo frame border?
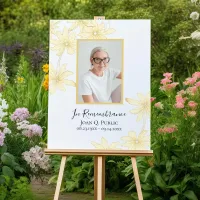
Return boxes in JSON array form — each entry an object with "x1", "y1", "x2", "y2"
[{"x1": 76, "y1": 39, "x2": 124, "y2": 105}]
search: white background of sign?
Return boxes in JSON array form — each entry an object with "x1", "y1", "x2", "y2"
[{"x1": 48, "y1": 20, "x2": 151, "y2": 150}]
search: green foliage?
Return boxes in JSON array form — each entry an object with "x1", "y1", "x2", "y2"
[
  {"x1": 0, "y1": 145, "x2": 25, "y2": 181},
  {"x1": 1, "y1": 0, "x2": 200, "y2": 198},
  {"x1": 49, "y1": 156, "x2": 94, "y2": 193},
  {"x1": 2, "y1": 118, "x2": 49, "y2": 180},
  {"x1": 106, "y1": 0, "x2": 199, "y2": 79},
  {"x1": 2, "y1": 54, "x2": 48, "y2": 140},
  {"x1": 0, "y1": 176, "x2": 34, "y2": 200},
  {"x1": 49, "y1": 155, "x2": 131, "y2": 193},
  {"x1": 124, "y1": 156, "x2": 200, "y2": 199},
  {"x1": 105, "y1": 156, "x2": 131, "y2": 191},
  {"x1": 124, "y1": 73, "x2": 200, "y2": 199},
  {"x1": 0, "y1": 52, "x2": 8, "y2": 89},
  {"x1": 0, "y1": 185, "x2": 7, "y2": 200},
  {"x1": 0, "y1": 0, "x2": 199, "y2": 79},
  {"x1": 0, "y1": 145, "x2": 33, "y2": 200},
  {"x1": 8, "y1": 177, "x2": 34, "y2": 200}
]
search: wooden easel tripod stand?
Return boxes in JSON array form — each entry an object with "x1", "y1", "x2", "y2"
[
  {"x1": 45, "y1": 16, "x2": 153, "y2": 200},
  {"x1": 45, "y1": 149, "x2": 153, "y2": 200}
]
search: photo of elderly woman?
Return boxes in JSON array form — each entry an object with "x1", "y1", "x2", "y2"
[{"x1": 78, "y1": 44, "x2": 123, "y2": 104}]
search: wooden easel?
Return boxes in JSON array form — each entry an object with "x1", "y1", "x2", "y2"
[
  {"x1": 45, "y1": 149, "x2": 153, "y2": 200},
  {"x1": 46, "y1": 16, "x2": 153, "y2": 200},
  {"x1": 94, "y1": 156, "x2": 146, "y2": 200}
]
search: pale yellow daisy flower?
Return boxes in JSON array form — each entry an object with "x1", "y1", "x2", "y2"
[
  {"x1": 126, "y1": 92, "x2": 150, "y2": 122},
  {"x1": 49, "y1": 63, "x2": 76, "y2": 94},
  {"x1": 91, "y1": 137, "x2": 121, "y2": 150},
  {"x1": 51, "y1": 27, "x2": 76, "y2": 56},
  {"x1": 78, "y1": 21, "x2": 115, "y2": 39},
  {"x1": 121, "y1": 130, "x2": 150, "y2": 150}
]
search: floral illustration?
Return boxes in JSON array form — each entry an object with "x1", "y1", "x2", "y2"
[
  {"x1": 49, "y1": 63, "x2": 76, "y2": 94},
  {"x1": 68, "y1": 20, "x2": 94, "y2": 31},
  {"x1": 50, "y1": 20, "x2": 60, "y2": 35},
  {"x1": 78, "y1": 21, "x2": 115, "y2": 39},
  {"x1": 126, "y1": 92, "x2": 150, "y2": 122},
  {"x1": 91, "y1": 137, "x2": 121, "y2": 150},
  {"x1": 51, "y1": 27, "x2": 76, "y2": 56},
  {"x1": 121, "y1": 130, "x2": 150, "y2": 150}
]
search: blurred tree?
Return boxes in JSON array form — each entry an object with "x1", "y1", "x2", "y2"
[
  {"x1": 0, "y1": 0, "x2": 199, "y2": 78},
  {"x1": 105, "y1": 0, "x2": 200, "y2": 79}
]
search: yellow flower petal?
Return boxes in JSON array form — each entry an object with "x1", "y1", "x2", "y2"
[
  {"x1": 128, "y1": 131, "x2": 137, "y2": 138},
  {"x1": 101, "y1": 137, "x2": 108, "y2": 147},
  {"x1": 51, "y1": 27, "x2": 76, "y2": 56},
  {"x1": 104, "y1": 28, "x2": 116, "y2": 34},
  {"x1": 91, "y1": 142, "x2": 104, "y2": 149},
  {"x1": 136, "y1": 113, "x2": 143, "y2": 122},
  {"x1": 126, "y1": 98, "x2": 140, "y2": 105},
  {"x1": 78, "y1": 21, "x2": 115, "y2": 39},
  {"x1": 64, "y1": 80, "x2": 76, "y2": 87},
  {"x1": 130, "y1": 108, "x2": 144, "y2": 114},
  {"x1": 67, "y1": 46, "x2": 76, "y2": 55},
  {"x1": 49, "y1": 63, "x2": 75, "y2": 94},
  {"x1": 91, "y1": 137, "x2": 121, "y2": 149},
  {"x1": 121, "y1": 130, "x2": 150, "y2": 150},
  {"x1": 126, "y1": 92, "x2": 150, "y2": 122}
]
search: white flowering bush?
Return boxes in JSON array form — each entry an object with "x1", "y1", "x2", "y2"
[
  {"x1": 190, "y1": 11, "x2": 199, "y2": 20},
  {"x1": 8, "y1": 107, "x2": 50, "y2": 176},
  {"x1": 22, "y1": 145, "x2": 50, "y2": 173},
  {"x1": 0, "y1": 53, "x2": 8, "y2": 92},
  {"x1": 180, "y1": 0, "x2": 200, "y2": 56},
  {"x1": 0, "y1": 94, "x2": 11, "y2": 146},
  {"x1": 0, "y1": 95, "x2": 50, "y2": 180}
]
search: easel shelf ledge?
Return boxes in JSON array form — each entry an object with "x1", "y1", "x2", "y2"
[{"x1": 45, "y1": 149, "x2": 153, "y2": 156}]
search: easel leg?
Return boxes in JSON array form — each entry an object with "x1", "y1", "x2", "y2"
[
  {"x1": 54, "y1": 156, "x2": 67, "y2": 200},
  {"x1": 94, "y1": 156, "x2": 105, "y2": 200},
  {"x1": 131, "y1": 157, "x2": 143, "y2": 200}
]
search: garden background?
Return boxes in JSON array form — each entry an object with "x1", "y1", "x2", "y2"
[{"x1": 1, "y1": 0, "x2": 200, "y2": 199}]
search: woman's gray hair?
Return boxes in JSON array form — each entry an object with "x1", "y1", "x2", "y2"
[{"x1": 90, "y1": 47, "x2": 109, "y2": 59}]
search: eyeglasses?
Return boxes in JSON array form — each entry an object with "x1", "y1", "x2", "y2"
[{"x1": 92, "y1": 57, "x2": 110, "y2": 64}]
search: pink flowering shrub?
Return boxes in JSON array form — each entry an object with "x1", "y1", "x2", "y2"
[
  {"x1": 0, "y1": 99, "x2": 50, "y2": 178},
  {"x1": 157, "y1": 125, "x2": 178, "y2": 134},
  {"x1": 188, "y1": 101, "x2": 198, "y2": 109},
  {"x1": 148, "y1": 71, "x2": 200, "y2": 199},
  {"x1": 17, "y1": 121, "x2": 43, "y2": 138},
  {"x1": 160, "y1": 73, "x2": 179, "y2": 91},
  {"x1": 187, "y1": 110, "x2": 196, "y2": 117},
  {"x1": 154, "y1": 70, "x2": 200, "y2": 133},
  {"x1": 0, "y1": 95, "x2": 11, "y2": 146},
  {"x1": 154, "y1": 102, "x2": 164, "y2": 109},
  {"x1": 10, "y1": 108, "x2": 30, "y2": 122},
  {"x1": 174, "y1": 95, "x2": 186, "y2": 108},
  {"x1": 153, "y1": 72, "x2": 200, "y2": 137},
  {"x1": 129, "y1": 71, "x2": 200, "y2": 199},
  {"x1": 0, "y1": 131, "x2": 5, "y2": 146},
  {"x1": 22, "y1": 145, "x2": 50, "y2": 172},
  {"x1": 0, "y1": 97, "x2": 49, "y2": 199},
  {"x1": 22, "y1": 124, "x2": 43, "y2": 138},
  {"x1": 7, "y1": 108, "x2": 49, "y2": 176}
]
